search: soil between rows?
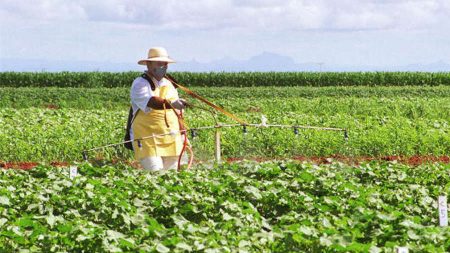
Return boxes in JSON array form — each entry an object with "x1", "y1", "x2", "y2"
[{"x1": 1, "y1": 155, "x2": 449, "y2": 170}]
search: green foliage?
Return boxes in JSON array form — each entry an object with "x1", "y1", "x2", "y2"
[
  {"x1": 0, "y1": 71, "x2": 138, "y2": 88},
  {"x1": 1, "y1": 86, "x2": 449, "y2": 109},
  {"x1": 1, "y1": 161, "x2": 449, "y2": 252},
  {"x1": 0, "y1": 86, "x2": 449, "y2": 162},
  {"x1": 1, "y1": 72, "x2": 449, "y2": 252},
  {"x1": 1, "y1": 71, "x2": 450, "y2": 87}
]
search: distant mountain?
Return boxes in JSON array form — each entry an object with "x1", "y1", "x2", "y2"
[
  {"x1": 1, "y1": 53, "x2": 450, "y2": 72},
  {"x1": 171, "y1": 52, "x2": 320, "y2": 72}
]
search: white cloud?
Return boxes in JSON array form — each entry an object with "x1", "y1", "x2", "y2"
[
  {"x1": 1, "y1": 0, "x2": 449, "y2": 67},
  {"x1": 1, "y1": 0, "x2": 449, "y2": 31},
  {"x1": 1, "y1": 0, "x2": 87, "y2": 21}
]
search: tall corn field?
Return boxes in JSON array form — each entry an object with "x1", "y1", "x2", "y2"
[{"x1": 0, "y1": 71, "x2": 449, "y2": 87}]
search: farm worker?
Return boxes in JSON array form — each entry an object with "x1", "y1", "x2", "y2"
[{"x1": 130, "y1": 47, "x2": 188, "y2": 171}]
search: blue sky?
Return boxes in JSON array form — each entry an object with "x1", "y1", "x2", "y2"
[{"x1": 1, "y1": 0, "x2": 450, "y2": 71}]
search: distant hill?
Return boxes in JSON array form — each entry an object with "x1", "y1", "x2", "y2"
[{"x1": 1, "y1": 53, "x2": 449, "y2": 72}]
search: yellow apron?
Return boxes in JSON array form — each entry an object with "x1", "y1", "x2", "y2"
[{"x1": 132, "y1": 83, "x2": 183, "y2": 160}]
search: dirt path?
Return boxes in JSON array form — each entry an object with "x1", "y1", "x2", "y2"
[{"x1": 2, "y1": 155, "x2": 449, "y2": 170}]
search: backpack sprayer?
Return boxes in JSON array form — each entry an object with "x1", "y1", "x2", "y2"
[{"x1": 82, "y1": 74, "x2": 348, "y2": 170}]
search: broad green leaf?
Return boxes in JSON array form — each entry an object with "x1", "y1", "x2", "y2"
[
  {"x1": 407, "y1": 230, "x2": 421, "y2": 240},
  {"x1": 156, "y1": 243, "x2": 170, "y2": 253},
  {"x1": 369, "y1": 245, "x2": 382, "y2": 253},
  {"x1": 176, "y1": 242, "x2": 192, "y2": 251},
  {"x1": 0, "y1": 196, "x2": 10, "y2": 205},
  {"x1": 46, "y1": 214, "x2": 56, "y2": 227},
  {"x1": 107, "y1": 229, "x2": 125, "y2": 240},
  {"x1": 299, "y1": 226, "x2": 315, "y2": 236},
  {"x1": 0, "y1": 218, "x2": 8, "y2": 227},
  {"x1": 244, "y1": 185, "x2": 262, "y2": 199}
]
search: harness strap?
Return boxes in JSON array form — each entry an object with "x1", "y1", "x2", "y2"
[{"x1": 141, "y1": 73, "x2": 156, "y2": 91}]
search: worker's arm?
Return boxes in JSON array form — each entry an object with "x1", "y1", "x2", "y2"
[
  {"x1": 147, "y1": 97, "x2": 187, "y2": 110},
  {"x1": 147, "y1": 96, "x2": 171, "y2": 110}
]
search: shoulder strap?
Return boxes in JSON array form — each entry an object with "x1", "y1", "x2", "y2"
[
  {"x1": 126, "y1": 106, "x2": 139, "y2": 136},
  {"x1": 142, "y1": 72, "x2": 178, "y2": 90},
  {"x1": 131, "y1": 107, "x2": 139, "y2": 124},
  {"x1": 124, "y1": 106, "x2": 139, "y2": 150},
  {"x1": 165, "y1": 73, "x2": 179, "y2": 89},
  {"x1": 141, "y1": 73, "x2": 156, "y2": 91}
]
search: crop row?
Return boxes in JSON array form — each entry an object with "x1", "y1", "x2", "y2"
[
  {"x1": 1, "y1": 86, "x2": 450, "y2": 110},
  {"x1": 1, "y1": 161, "x2": 449, "y2": 252},
  {"x1": 1, "y1": 86, "x2": 448, "y2": 162},
  {"x1": 1, "y1": 105, "x2": 448, "y2": 162},
  {"x1": 1, "y1": 71, "x2": 450, "y2": 87}
]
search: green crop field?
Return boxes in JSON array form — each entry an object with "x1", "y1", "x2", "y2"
[
  {"x1": 1, "y1": 161, "x2": 450, "y2": 252},
  {"x1": 0, "y1": 85, "x2": 449, "y2": 162},
  {"x1": 1, "y1": 72, "x2": 450, "y2": 252},
  {"x1": 1, "y1": 71, "x2": 450, "y2": 88}
]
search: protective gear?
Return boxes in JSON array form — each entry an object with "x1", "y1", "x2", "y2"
[
  {"x1": 140, "y1": 156, "x2": 186, "y2": 171},
  {"x1": 138, "y1": 47, "x2": 176, "y2": 65},
  {"x1": 171, "y1": 99, "x2": 187, "y2": 110},
  {"x1": 153, "y1": 66, "x2": 167, "y2": 80},
  {"x1": 140, "y1": 152, "x2": 189, "y2": 171},
  {"x1": 132, "y1": 81, "x2": 183, "y2": 159}
]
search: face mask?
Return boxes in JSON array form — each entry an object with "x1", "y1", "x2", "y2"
[{"x1": 153, "y1": 66, "x2": 167, "y2": 80}]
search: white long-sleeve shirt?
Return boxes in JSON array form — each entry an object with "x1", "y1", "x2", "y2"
[
  {"x1": 129, "y1": 73, "x2": 179, "y2": 140},
  {"x1": 130, "y1": 74, "x2": 165, "y2": 115}
]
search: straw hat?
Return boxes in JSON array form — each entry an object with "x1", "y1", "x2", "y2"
[{"x1": 138, "y1": 47, "x2": 176, "y2": 65}]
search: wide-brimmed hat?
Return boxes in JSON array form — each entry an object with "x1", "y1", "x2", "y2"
[{"x1": 138, "y1": 47, "x2": 176, "y2": 65}]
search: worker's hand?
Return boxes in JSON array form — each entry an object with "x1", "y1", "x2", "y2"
[{"x1": 171, "y1": 99, "x2": 188, "y2": 110}]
